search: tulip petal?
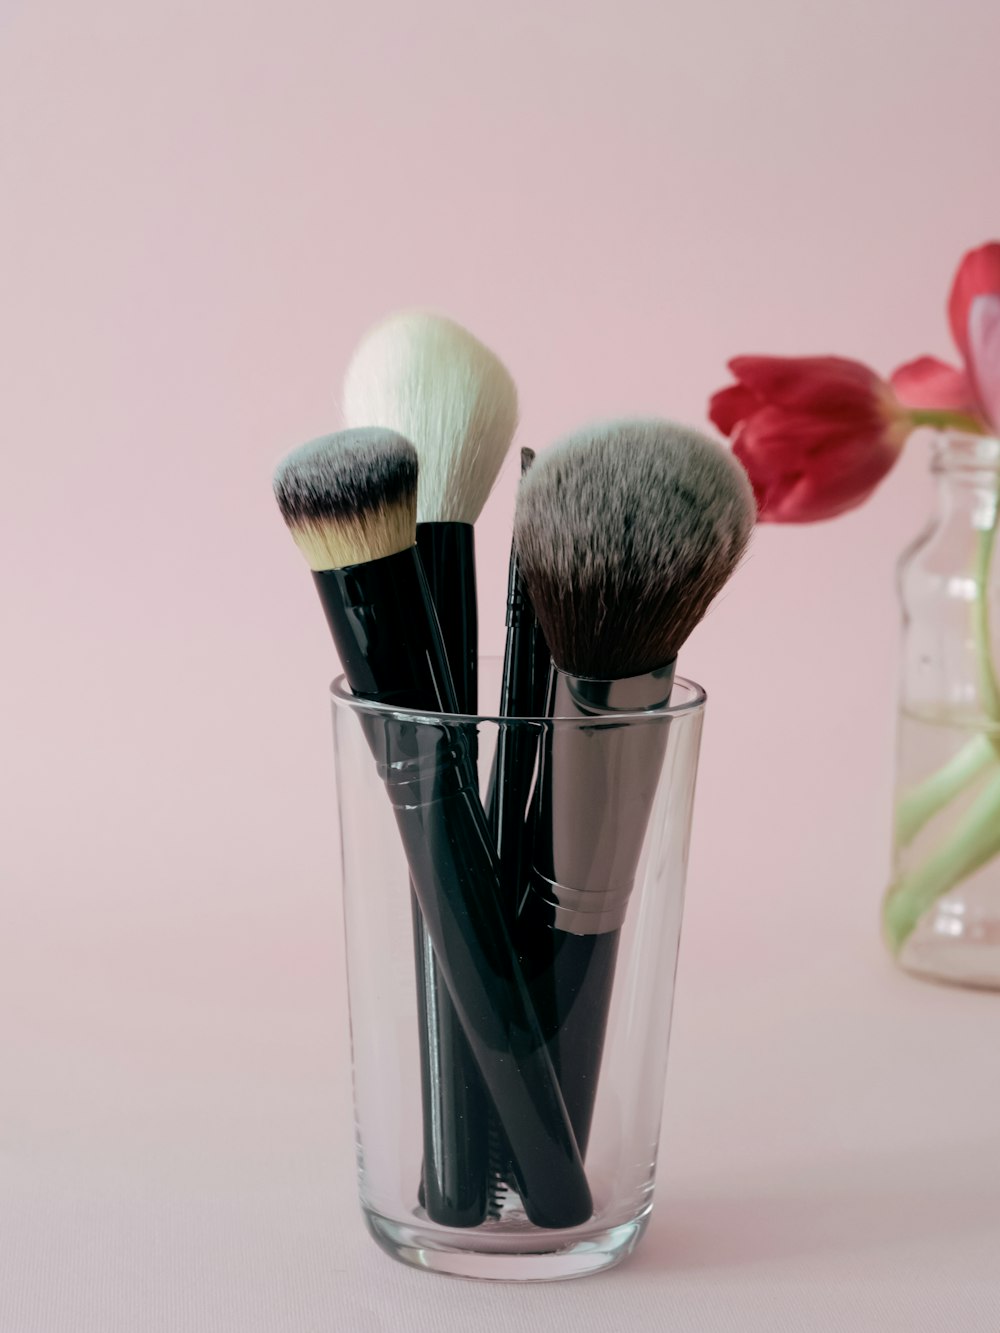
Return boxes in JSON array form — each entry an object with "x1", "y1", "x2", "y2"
[
  {"x1": 734, "y1": 406, "x2": 888, "y2": 469},
  {"x1": 728, "y1": 355, "x2": 884, "y2": 416},
  {"x1": 967, "y1": 293, "x2": 1000, "y2": 431},
  {"x1": 889, "y1": 356, "x2": 978, "y2": 413},
  {"x1": 719, "y1": 353, "x2": 905, "y2": 522},
  {"x1": 948, "y1": 242, "x2": 1000, "y2": 362},
  {"x1": 708, "y1": 383, "x2": 759, "y2": 435},
  {"x1": 758, "y1": 444, "x2": 899, "y2": 522},
  {"x1": 733, "y1": 402, "x2": 903, "y2": 523}
]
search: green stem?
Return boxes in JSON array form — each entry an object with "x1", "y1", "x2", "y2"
[
  {"x1": 884, "y1": 767, "x2": 1000, "y2": 954},
  {"x1": 908, "y1": 409, "x2": 989, "y2": 436},
  {"x1": 891, "y1": 492, "x2": 1000, "y2": 851},
  {"x1": 974, "y1": 521, "x2": 1000, "y2": 723},
  {"x1": 895, "y1": 733, "x2": 999, "y2": 847},
  {"x1": 887, "y1": 491, "x2": 1000, "y2": 951}
]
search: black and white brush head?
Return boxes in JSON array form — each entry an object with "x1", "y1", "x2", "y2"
[
  {"x1": 513, "y1": 420, "x2": 755, "y2": 680},
  {"x1": 273, "y1": 428, "x2": 418, "y2": 571},
  {"x1": 342, "y1": 311, "x2": 519, "y2": 525}
]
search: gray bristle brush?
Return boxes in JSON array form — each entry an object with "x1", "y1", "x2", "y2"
[
  {"x1": 511, "y1": 418, "x2": 755, "y2": 1157},
  {"x1": 341, "y1": 312, "x2": 517, "y2": 1227},
  {"x1": 514, "y1": 418, "x2": 755, "y2": 682},
  {"x1": 273, "y1": 429, "x2": 418, "y2": 573}
]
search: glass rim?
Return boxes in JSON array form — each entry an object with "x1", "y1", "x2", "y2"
[{"x1": 330, "y1": 670, "x2": 706, "y2": 725}]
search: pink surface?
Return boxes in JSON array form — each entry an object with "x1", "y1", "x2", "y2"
[{"x1": 3, "y1": 1, "x2": 1000, "y2": 1327}]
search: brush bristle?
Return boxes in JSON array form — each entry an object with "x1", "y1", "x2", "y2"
[
  {"x1": 342, "y1": 311, "x2": 518, "y2": 524},
  {"x1": 513, "y1": 420, "x2": 755, "y2": 678},
  {"x1": 273, "y1": 428, "x2": 418, "y2": 571}
]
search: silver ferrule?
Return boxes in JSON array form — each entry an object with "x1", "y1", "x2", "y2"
[
  {"x1": 561, "y1": 663, "x2": 675, "y2": 714},
  {"x1": 528, "y1": 868, "x2": 634, "y2": 934},
  {"x1": 526, "y1": 662, "x2": 676, "y2": 936},
  {"x1": 362, "y1": 716, "x2": 474, "y2": 809}
]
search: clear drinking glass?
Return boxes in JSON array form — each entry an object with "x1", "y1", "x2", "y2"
[
  {"x1": 887, "y1": 432, "x2": 1000, "y2": 987},
  {"x1": 331, "y1": 658, "x2": 705, "y2": 1280}
]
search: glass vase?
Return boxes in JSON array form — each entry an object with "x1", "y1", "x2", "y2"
[
  {"x1": 886, "y1": 431, "x2": 1000, "y2": 987},
  {"x1": 331, "y1": 658, "x2": 705, "y2": 1279}
]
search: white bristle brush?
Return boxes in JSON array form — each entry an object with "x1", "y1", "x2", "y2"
[
  {"x1": 342, "y1": 310, "x2": 518, "y2": 526},
  {"x1": 341, "y1": 313, "x2": 519, "y2": 1225}
]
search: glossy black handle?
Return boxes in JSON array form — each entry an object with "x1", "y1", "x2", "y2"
[
  {"x1": 514, "y1": 896, "x2": 621, "y2": 1158},
  {"x1": 318, "y1": 550, "x2": 481, "y2": 1221},
  {"x1": 484, "y1": 472, "x2": 551, "y2": 1196},
  {"x1": 413, "y1": 522, "x2": 490, "y2": 1227},
  {"x1": 411, "y1": 893, "x2": 489, "y2": 1226},
  {"x1": 313, "y1": 553, "x2": 457, "y2": 714},
  {"x1": 366, "y1": 714, "x2": 593, "y2": 1229},
  {"x1": 316, "y1": 550, "x2": 592, "y2": 1228},
  {"x1": 416, "y1": 523, "x2": 477, "y2": 717},
  {"x1": 516, "y1": 668, "x2": 673, "y2": 1158}
]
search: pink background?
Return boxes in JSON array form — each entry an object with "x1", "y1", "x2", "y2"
[{"x1": 3, "y1": 2, "x2": 1000, "y2": 1329}]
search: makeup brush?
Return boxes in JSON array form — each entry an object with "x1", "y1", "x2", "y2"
[
  {"x1": 342, "y1": 310, "x2": 518, "y2": 709},
  {"x1": 513, "y1": 419, "x2": 755, "y2": 1154},
  {"x1": 342, "y1": 312, "x2": 518, "y2": 1226},
  {"x1": 488, "y1": 448, "x2": 550, "y2": 921},
  {"x1": 484, "y1": 446, "x2": 551, "y2": 1214},
  {"x1": 273, "y1": 427, "x2": 592, "y2": 1230}
]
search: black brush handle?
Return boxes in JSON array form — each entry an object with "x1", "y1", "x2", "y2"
[
  {"x1": 314, "y1": 553, "x2": 457, "y2": 711},
  {"x1": 516, "y1": 667, "x2": 674, "y2": 1157},
  {"x1": 417, "y1": 523, "x2": 477, "y2": 713},
  {"x1": 512, "y1": 905, "x2": 621, "y2": 1158},
  {"x1": 483, "y1": 448, "x2": 552, "y2": 1202},
  {"x1": 409, "y1": 893, "x2": 487, "y2": 1225},
  {"x1": 486, "y1": 448, "x2": 551, "y2": 924},
  {"x1": 366, "y1": 715, "x2": 592, "y2": 1228},
  {"x1": 413, "y1": 521, "x2": 489, "y2": 1227},
  {"x1": 316, "y1": 549, "x2": 477, "y2": 1221},
  {"x1": 486, "y1": 544, "x2": 545, "y2": 923},
  {"x1": 317, "y1": 550, "x2": 592, "y2": 1230},
  {"x1": 483, "y1": 549, "x2": 539, "y2": 1206}
]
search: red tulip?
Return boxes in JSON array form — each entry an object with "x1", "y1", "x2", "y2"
[
  {"x1": 891, "y1": 242, "x2": 1000, "y2": 432},
  {"x1": 709, "y1": 355, "x2": 911, "y2": 522}
]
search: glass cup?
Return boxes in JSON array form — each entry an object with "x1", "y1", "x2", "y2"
[{"x1": 331, "y1": 658, "x2": 705, "y2": 1280}]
